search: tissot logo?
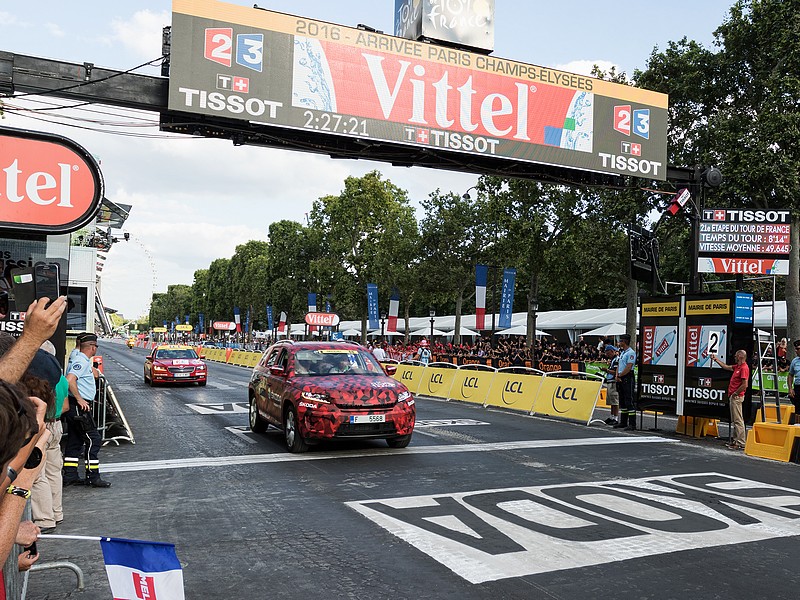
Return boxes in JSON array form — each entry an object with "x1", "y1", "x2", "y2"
[{"x1": 653, "y1": 374, "x2": 664, "y2": 384}]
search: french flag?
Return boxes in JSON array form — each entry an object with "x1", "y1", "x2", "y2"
[
  {"x1": 475, "y1": 264, "x2": 488, "y2": 330},
  {"x1": 387, "y1": 288, "x2": 400, "y2": 333},
  {"x1": 233, "y1": 307, "x2": 241, "y2": 333},
  {"x1": 278, "y1": 311, "x2": 287, "y2": 335},
  {"x1": 101, "y1": 537, "x2": 184, "y2": 600}
]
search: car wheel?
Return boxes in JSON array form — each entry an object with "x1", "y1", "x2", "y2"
[
  {"x1": 249, "y1": 395, "x2": 268, "y2": 433},
  {"x1": 198, "y1": 380, "x2": 207, "y2": 387},
  {"x1": 284, "y1": 405, "x2": 308, "y2": 453},
  {"x1": 144, "y1": 372, "x2": 150, "y2": 385},
  {"x1": 386, "y1": 434, "x2": 412, "y2": 448}
]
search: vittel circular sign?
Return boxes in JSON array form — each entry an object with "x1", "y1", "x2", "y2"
[{"x1": 0, "y1": 126, "x2": 104, "y2": 234}]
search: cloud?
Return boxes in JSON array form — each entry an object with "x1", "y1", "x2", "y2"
[
  {"x1": 44, "y1": 23, "x2": 65, "y2": 37},
  {"x1": 555, "y1": 59, "x2": 620, "y2": 77},
  {"x1": 0, "y1": 12, "x2": 21, "y2": 26},
  {"x1": 109, "y1": 10, "x2": 170, "y2": 61}
]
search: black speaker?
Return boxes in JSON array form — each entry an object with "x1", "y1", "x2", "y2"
[{"x1": 703, "y1": 167, "x2": 723, "y2": 187}]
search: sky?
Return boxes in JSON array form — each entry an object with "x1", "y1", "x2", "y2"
[{"x1": 0, "y1": 1, "x2": 736, "y2": 320}]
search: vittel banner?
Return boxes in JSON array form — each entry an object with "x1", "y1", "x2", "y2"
[
  {"x1": 0, "y1": 126, "x2": 104, "y2": 234},
  {"x1": 168, "y1": 0, "x2": 668, "y2": 180}
]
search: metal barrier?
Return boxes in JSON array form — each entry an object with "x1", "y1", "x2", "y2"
[
  {"x1": 2, "y1": 504, "x2": 85, "y2": 600},
  {"x1": 93, "y1": 375, "x2": 135, "y2": 446}
]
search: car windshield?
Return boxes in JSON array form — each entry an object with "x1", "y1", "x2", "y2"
[
  {"x1": 292, "y1": 348, "x2": 383, "y2": 376},
  {"x1": 155, "y1": 349, "x2": 198, "y2": 360}
]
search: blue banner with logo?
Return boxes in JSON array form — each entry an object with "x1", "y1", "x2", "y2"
[
  {"x1": 266, "y1": 305, "x2": 273, "y2": 331},
  {"x1": 198, "y1": 313, "x2": 205, "y2": 332},
  {"x1": 499, "y1": 268, "x2": 516, "y2": 329},
  {"x1": 245, "y1": 307, "x2": 251, "y2": 334},
  {"x1": 325, "y1": 295, "x2": 332, "y2": 313},
  {"x1": 367, "y1": 283, "x2": 379, "y2": 330},
  {"x1": 184, "y1": 314, "x2": 190, "y2": 324},
  {"x1": 308, "y1": 293, "x2": 317, "y2": 312}
]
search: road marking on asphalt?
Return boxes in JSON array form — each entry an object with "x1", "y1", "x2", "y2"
[
  {"x1": 347, "y1": 472, "x2": 800, "y2": 584},
  {"x1": 224, "y1": 426, "x2": 259, "y2": 444},
  {"x1": 103, "y1": 436, "x2": 677, "y2": 473},
  {"x1": 204, "y1": 381, "x2": 238, "y2": 390},
  {"x1": 186, "y1": 402, "x2": 248, "y2": 415},
  {"x1": 415, "y1": 419, "x2": 490, "y2": 428}
]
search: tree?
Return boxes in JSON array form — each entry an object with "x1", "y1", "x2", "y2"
[
  {"x1": 418, "y1": 189, "x2": 489, "y2": 343},
  {"x1": 310, "y1": 171, "x2": 417, "y2": 339},
  {"x1": 265, "y1": 220, "x2": 315, "y2": 326},
  {"x1": 636, "y1": 0, "x2": 800, "y2": 338}
]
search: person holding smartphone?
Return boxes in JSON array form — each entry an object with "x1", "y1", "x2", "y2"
[{"x1": 711, "y1": 349, "x2": 750, "y2": 450}]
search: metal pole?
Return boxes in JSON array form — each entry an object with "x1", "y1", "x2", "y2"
[{"x1": 491, "y1": 266, "x2": 497, "y2": 336}]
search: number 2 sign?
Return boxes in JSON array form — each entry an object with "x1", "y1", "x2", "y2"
[{"x1": 613, "y1": 105, "x2": 650, "y2": 139}]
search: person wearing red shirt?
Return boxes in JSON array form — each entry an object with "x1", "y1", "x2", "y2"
[{"x1": 711, "y1": 349, "x2": 750, "y2": 450}]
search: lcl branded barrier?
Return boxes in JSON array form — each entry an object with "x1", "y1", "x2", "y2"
[{"x1": 392, "y1": 362, "x2": 603, "y2": 425}]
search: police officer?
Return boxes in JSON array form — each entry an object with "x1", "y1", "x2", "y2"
[
  {"x1": 63, "y1": 333, "x2": 111, "y2": 488},
  {"x1": 614, "y1": 334, "x2": 637, "y2": 431}
]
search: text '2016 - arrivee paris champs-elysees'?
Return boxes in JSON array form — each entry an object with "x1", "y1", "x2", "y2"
[{"x1": 166, "y1": 0, "x2": 668, "y2": 180}]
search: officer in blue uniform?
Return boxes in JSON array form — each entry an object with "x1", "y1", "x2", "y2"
[{"x1": 63, "y1": 333, "x2": 111, "y2": 488}]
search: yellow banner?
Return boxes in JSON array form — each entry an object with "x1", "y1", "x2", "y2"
[
  {"x1": 485, "y1": 372, "x2": 542, "y2": 412},
  {"x1": 420, "y1": 367, "x2": 459, "y2": 399},
  {"x1": 641, "y1": 302, "x2": 680, "y2": 317},
  {"x1": 448, "y1": 370, "x2": 496, "y2": 405},
  {"x1": 533, "y1": 377, "x2": 603, "y2": 424},
  {"x1": 392, "y1": 364, "x2": 425, "y2": 395},
  {"x1": 686, "y1": 299, "x2": 730, "y2": 315}
]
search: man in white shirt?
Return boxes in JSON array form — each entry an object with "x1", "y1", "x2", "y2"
[{"x1": 372, "y1": 342, "x2": 387, "y2": 362}]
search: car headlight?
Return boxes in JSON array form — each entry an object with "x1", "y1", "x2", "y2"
[
  {"x1": 301, "y1": 391, "x2": 330, "y2": 404},
  {"x1": 196, "y1": 365, "x2": 206, "y2": 371},
  {"x1": 153, "y1": 366, "x2": 168, "y2": 373},
  {"x1": 397, "y1": 391, "x2": 413, "y2": 403}
]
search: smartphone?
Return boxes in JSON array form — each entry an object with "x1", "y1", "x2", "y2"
[
  {"x1": 34, "y1": 263, "x2": 60, "y2": 307},
  {"x1": 25, "y1": 541, "x2": 38, "y2": 557}
]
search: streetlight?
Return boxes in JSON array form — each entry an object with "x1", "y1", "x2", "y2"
[
  {"x1": 462, "y1": 185, "x2": 478, "y2": 200},
  {"x1": 429, "y1": 308, "x2": 436, "y2": 341},
  {"x1": 380, "y1": 311, "x2": 387, "y2": 339}
]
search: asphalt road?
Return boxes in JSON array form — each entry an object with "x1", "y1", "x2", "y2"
[{"x1": 24, "y1": 341, "x2": 800, "y2": 599}]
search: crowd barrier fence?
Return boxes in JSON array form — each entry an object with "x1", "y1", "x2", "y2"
[{"x1": 391, "y1": 361, "x2": 603, "y2": 425}]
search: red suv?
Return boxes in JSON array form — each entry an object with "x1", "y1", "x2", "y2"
[{"x1": 248, "y1": 341, "x2": 416, "y2": 452}]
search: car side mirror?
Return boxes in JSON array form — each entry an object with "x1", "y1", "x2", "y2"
[
  {"x1": 384, "y1": 364, "x2": 397, "y2": 376},
  {"x1": 145, "y1": 356, "x2": 153, "y2": 362},
  {"x1": 269, "y1": 365, "x2": 286, "y2": 376}
]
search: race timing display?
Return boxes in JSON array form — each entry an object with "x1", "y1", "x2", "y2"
[
  {"x1": 697, "y1": 208, "x2": 791, "y2": 275},
  {"x1": 168, "y1": 0, "x2": 669, "y2": 180}
]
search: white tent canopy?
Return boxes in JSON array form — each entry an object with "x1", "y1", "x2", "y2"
[
  {"x1": 581, "y1": 323, "x2": 627, "y2": 337},
  {"x1": 493, "y1": 324, "x2": 550, "y2": 337},
  {"x1": 339, "y1": 328, "x2": 361, "y2": 337},
  {"x1": 410, "y1": 328, "x2": 450, "y2": 337},
  {"x1": 442, "y1": 326, "x2": 480, "y2": 337}
]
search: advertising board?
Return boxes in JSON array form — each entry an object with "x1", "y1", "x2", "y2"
[
  {"x1": 0, "y1": 127, "x2": 104, "y2": 234},
  {"x1": 638, "y1": 292, "x2": 754, "y2": 420},
  {"x1": 212, "y1": 321, "x2": 237, "y2": 331},
  {"x1": 697, "y1": 208, "x2": 791, "y2": 275},
  {"x1": 168, "y1": 0, "x2": 668, "y2": 180}
]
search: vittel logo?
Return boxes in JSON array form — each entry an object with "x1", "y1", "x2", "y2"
[
  {"x1": 1, "y1": 160, "x2": 76, "y2": 207},
  {"x1": 0, "y1": 129, "x2": 102, "y2": 234}
]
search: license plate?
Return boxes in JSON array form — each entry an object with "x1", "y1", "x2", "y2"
[
  {"x1": 174, "y1": 372, "x2": 190, "y2": 378},
  {"x1": 349, "y1": 414, "x2": 385, "y2": 424}
]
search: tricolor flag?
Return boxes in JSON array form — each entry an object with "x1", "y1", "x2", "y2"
[
  {"x1": 475, "y1": 265, "x2": 488, "y2": 330},
  {"x1": 387, "y1": 288, "x2": 400, "y2": 333},
  {"x1": 101, "y1": 537, "x2": 185, "y2": 600},
  {"x1": 233, "y1": 307, "x2": 241, "y2": 333},
  {"x1": 278, "y1": 311, "x2": 287, "y2": 335}
]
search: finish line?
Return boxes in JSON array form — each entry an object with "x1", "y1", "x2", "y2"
[{"x1": 103, "y1": 436, "x2": 678, "y2": 473}]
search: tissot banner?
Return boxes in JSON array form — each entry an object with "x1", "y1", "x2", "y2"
[{"x1": 169, "y1": 0, "x2": 668, "y2": 180}]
